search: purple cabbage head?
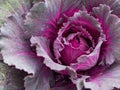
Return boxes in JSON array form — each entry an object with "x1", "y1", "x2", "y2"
[{"x1": 0, "y1": 0, "x2": 120, "y2": 90}]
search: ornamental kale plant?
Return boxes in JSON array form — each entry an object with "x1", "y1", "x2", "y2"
[{"x1": 0, "y1": 0, "x2": 120, "y2": 90}]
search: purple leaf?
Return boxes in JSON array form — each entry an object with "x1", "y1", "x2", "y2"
[
  {"x1": 69, "y1": 10, "x2": 102, "y2": 43},
  {"x1": 0, "y1": 15, "x2": 41, "y2": 74},
  {"x1": 25, "y1": 0, "x2": 81, "y2": 39},
  {"x1": 84, "y1": 63, "x2": 120, "y2": 90},
  {"x1": 82, "y1": 0, "x2": 120, "y2": 17},
  {"x1": 30, "y1": 36, "x2": 77, "y2": 76},
  {"x1": 24, "y1": 64, "x2": 54, "y2": 90},
  {"x1": 71, "y1": 38, "x2": 103, "y2": 71},
  {"x1": 93, "y1": 4, "x2": 120, "y2": 64}
]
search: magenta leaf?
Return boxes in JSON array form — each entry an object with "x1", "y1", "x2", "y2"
[
  {"x1": 30, "y1": 36, "x2": 77, "y2": 76},
  {"x1": 25, "y1": 0, "x2": 81, "y2": 39},
  {"x1": 84, "y1": 63, "x2": 120, "y2": 90},
  {"x1": 71, "y1": 38, "x2": 103, "y2": 71},
  {"x1": 0, "y1": 0, "x2": 120, "y2": 90},
  {"x1": 82, "y1": 0, "x2": 120, "y2": 17},
  {"x1": 93, "y1": 4, "x2": 120, "y2": 64},
  {"x1": 69, "y1": 10, "x2": 103, "y2": 43}
]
